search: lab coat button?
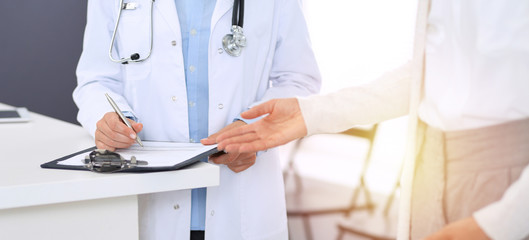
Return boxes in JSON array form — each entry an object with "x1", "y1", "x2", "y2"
[
  {"x1": 173, "y1": 204, "x2": 180, "y2": 210},
  {"x1": 171, "y1": 96, "x2": 177, "y2": 102},
  {"x1": 171, "y1": 40, "x2": 177, "y2": 46},
  {"x1": 217, "y1": 48, "x2": 224, "y2": 54},
  {"x1": 217, "y1": 104, "x2": 224, "y2": 109},
  {"x1": 210, "y1": 210, "x2": 215, "y2": 216}
]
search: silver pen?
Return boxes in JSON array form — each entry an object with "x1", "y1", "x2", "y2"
[{"x1": 105, "y1": 93, "x2": 144, "y2": 147}]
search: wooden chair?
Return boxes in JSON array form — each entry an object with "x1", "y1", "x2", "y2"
[{"x1": 283, "y1": 124, "x2": 379, "y2": 240}]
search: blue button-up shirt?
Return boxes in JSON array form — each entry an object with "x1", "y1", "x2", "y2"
[{"x1": 174, "y1": 0, "x2": 216, "y2": 231}]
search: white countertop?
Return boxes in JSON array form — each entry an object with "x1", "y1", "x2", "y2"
[{"x1": 0, "y1": 103, "x2": 219, "y2": 210}]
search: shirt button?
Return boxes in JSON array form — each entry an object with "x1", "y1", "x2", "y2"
[
  {"x1": 190, "y1": 29, "x2": 197, "y2": 36},
  {"x1": 189, "y1": 65, "x2": 196, "y2": 72},
  {"x1": 171, "y1": 40, "x2": 177, "y2": 46},
  {"x1": 173, "y1": 204, "x2": 180, "y2": 210},
  {"x1": 218, "y1": 103, "x2": 224, "y2": 109},
  {"x1": 210, "y1": 210, "x2": 215, "y2": 216},
  {"x1": 190, "y1": 138, "x2": 195, "y2": 143},
  {"x1": 189, "y1": 101, "x2": 196, "y2": 107},
  {"x1": 171, "y1": 96, "x2": 177, "y2": 102},
  {"x1": 217, "y1": 48, "x2": 224, "y2": 54}
]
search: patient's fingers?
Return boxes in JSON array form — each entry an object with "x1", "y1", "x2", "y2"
[
  {"x1": 217, "y1": 132, "x2": 259, "y2": 150},
  {"x1": 216, "y1": 124, "x2": 255, "y2": 142},
  {"x1": 241, "y1": 100, "x2": 276, "y2": 119},
  {"x1": 238, "y1": 140, "x2": 270, "y2": 153},
  {"x1": 224, "y1": 139, "x2": 268, "y2": 153}
]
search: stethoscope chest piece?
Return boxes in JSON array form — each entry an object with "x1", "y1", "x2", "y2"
[{"x1": 222, "y1": 25, "x2": 247, "y2": 57}]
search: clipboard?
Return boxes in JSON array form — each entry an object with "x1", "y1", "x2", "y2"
[{"x1": 41, "y1": 142, "x2": 220, "y2": 173}]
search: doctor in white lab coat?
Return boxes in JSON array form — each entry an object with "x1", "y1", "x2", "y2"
[{"x1": 73, "y1": 0, "x2": 321, "y2": 239}]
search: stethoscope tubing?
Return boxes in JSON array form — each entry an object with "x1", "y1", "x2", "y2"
[
  {"x1": 109, "y1": 0, "x2": 244, "y2": 62},
  {"x1": 232, "y1": 0, "x2": 244, "y2": 27},
  {"x1": 109, "y1": 0, "x2": 155, "y2": 64}
]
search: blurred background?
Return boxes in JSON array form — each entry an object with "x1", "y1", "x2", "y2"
[
  {"x1": 283, "y1": 0, "x2": 417, "y2": 239},
  {"x1": 0, "y1": 0, "x2": 86, "y2": 124},
  {"x1": 1, "y1": 0, "x2": 417, "y2": 239}
]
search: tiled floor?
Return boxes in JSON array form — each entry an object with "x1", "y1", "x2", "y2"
[{"x1": 279, "y1": 117, "x2": 408, "y2": 239}]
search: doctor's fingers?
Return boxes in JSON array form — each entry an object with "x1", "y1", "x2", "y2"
[
  {"x1": 97, "y1": 114, "x2": 138, "y2": 140},
  {"x1": 95, "y1": 129, "x2": 135, "y2": 150},
  {"x1": 212, "y1": 151, "x2": 256, "y2": 165},
  {"x1": 128, "y1": 119, "x2": 143, "y2": 133},
  {"x1": 95, "y1": 139, "x2": 116, "y2": 152},
  {"x1": 226, "y1": 153, "x2": 257, "y2": 172},
  {"x1": 227, "y1": 157, "x2": 257, "y2": 173},
  {"x1": 96, "y1": 120, "x2": 136, "y2": 144},
  {"x1": 100, "y1": 112, "x2": 138, "y2": 139},
  {"x1": 209, "y1": 151, "x2": 240, "y2": 164}
]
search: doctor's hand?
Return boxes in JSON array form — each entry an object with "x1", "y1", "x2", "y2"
[
  {"x1": 201, "y1": 121, "x2": 257, "y2": 173},
  {"x1": 215, "y1": 98, "x2": 307, "y2": 153},
  {"x1": 424, "y1": 217, "x2": 490, "y2": 240},
  {"x1": 95, "y1": 112, "x2": 143, "y2": 151}
]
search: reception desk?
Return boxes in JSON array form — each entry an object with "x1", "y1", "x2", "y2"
[{"x1": 0, "y1": 104, "x2": 219, "y2": 240}]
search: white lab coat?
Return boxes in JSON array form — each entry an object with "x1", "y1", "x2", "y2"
[{"x1": 73, "y1": 0, "x2": 321, "y2": 239}]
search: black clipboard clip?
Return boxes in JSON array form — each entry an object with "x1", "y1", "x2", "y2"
[{"x1": 83, "y1": 149, "x2": 148, "y2": 173}]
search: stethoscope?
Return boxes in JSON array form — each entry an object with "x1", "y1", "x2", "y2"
[
  {"x1": 222, "y1": 0, "x2": 246, "y2": 57},
  {"x1": 109, "y1": 0, "x2": 246, "y2": 64}
]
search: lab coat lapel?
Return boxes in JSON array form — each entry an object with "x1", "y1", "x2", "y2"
[
  {"x1": 154, "y1": 0, "x2": 180, "y2": 36},
  {"x1": 211, "y1": 0, "x2": 233, "y2": 31}
]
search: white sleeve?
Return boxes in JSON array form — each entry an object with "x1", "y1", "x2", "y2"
[
  {"x1": 474, "y1": 164, "x2": 529, "y2": 240},
  {"x1": 298, "y1": 63, "x2": 412, "y2": 136},
  {"x1": 257, "y1": 0, "x2": 321, "y2": 103},
  {"x1": 73, "y1": 0, "x2": 134, "y2": 137}
]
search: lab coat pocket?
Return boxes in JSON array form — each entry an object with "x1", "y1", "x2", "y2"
[
  {"x1": 116, "y1": 1, "x2": 153, "y2": 83},
  {"x1": 115, "y1": 0, "x2": 152, "y2": 65}
]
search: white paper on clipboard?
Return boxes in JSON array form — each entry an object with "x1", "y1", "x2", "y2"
[{"x1": 58, "y1": 141, "x2": 218, "y2": 167}]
